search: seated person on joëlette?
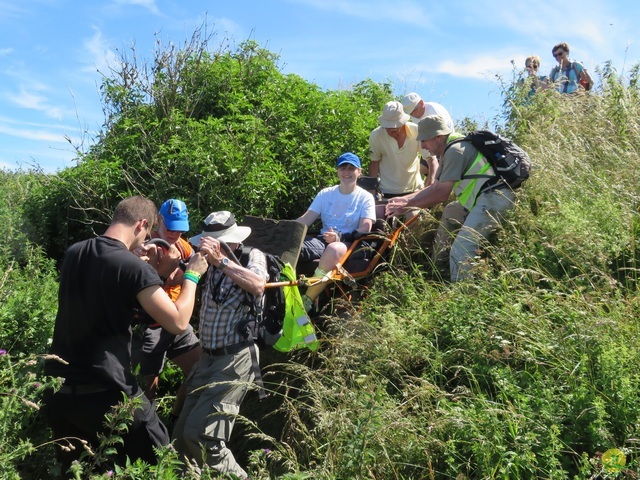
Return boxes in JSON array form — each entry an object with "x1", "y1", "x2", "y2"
[{"x1": 295, "y1": 152, "x2": 376, "y2": 311}]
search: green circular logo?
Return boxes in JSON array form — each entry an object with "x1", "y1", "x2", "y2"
[{"x1": 602, "y1": 448, "x2": 626, "y2": 473}]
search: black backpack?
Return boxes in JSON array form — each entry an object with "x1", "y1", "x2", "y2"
[
  {"x1": 445, "y1": 130, "x2": 531, "y2": 190},
  {"x1": 237, "y1": 246, "x2": 286, "y2": 348}
]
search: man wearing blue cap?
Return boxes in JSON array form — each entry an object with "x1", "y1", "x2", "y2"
[
  {"x1": 131, "y1": 199, "x2": 202, "y2": 424},
  {"x1": 295, "y1": 152, "x2": 376, "y2": 309}
]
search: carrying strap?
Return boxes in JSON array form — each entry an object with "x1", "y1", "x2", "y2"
[
  {"x1": 207, "y1": 244, "x2": 267, "y2": 400},
  {"x1": 572, "y1": 62, "x2": 592, "y2": 90},
  {"x1": 248, "y1": 339, "x2": 266, "y2": 400},
  {"x1": 236, "y1": 245, "x2": 268, "y2": 400},
  {"x1": 235, "y1": 298, "x2": 267, "y2": 401}
]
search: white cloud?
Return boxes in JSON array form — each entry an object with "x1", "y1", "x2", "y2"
[
  {"x1": 0, "y1": 1, "x2": 26, "y2": 24},
  {"x1": 83, "y1": 27, "x2": 120, "y2": 75},
  {"x1": 0, "y1": 112, "x2": 81, "y2": 134},
  {"x1": 0, "y1": 142, "x2": 78, "y2": 173},
  {"x1": 0, "y1": 160, "x2": 17, "y2": 170},
  {"x1": 499, "y1": 1, "x2": 610, "y2": 48},
  {"x1": 0, "y1": 48, "x2": 12, "y2": 57},
  {"x1": 411, "y1": 54, "x2": 512, "y2": 81},
  {"x1": 0, "y1": 122, "x2": 68, "y2": 143},
  {"x1": 8, "y1": 86, "x2": 65, "y2": 120},
  {"x1": 0, "y1": 116, "x2": 82, "y2": 170},
  {"x1": 471, "y1": 0, "x2": 622, "y2": 62},
  {"x1": 212, "y1": 17, "x2": 244, "y2": 39}
]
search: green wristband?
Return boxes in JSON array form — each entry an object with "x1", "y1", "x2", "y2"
[
  {"x1": 183, "y1": 273, "x2": 200, "y2": 284},
  {"x1": 184, "y1": 269, "x2": 202, "y2": 280}
]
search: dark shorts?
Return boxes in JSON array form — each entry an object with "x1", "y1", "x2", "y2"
[
  {"x1": 131, "y1": 324, "x2": 200, "y2": 376},
  {"x1": 299, "y1": 235, "x2": 370, "y2": 264},
  {"x1": 299, "y1": 236, "x2": 328, "y2": 263}
]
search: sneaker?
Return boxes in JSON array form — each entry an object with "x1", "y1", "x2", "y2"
[{"x1": 302, "y1": 294, "x2": 313, "y2": 312}]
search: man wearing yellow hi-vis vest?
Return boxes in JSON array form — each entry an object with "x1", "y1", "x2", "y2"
[{"x1": 386, "y1": 115, "x2": 519, "y2": 282}]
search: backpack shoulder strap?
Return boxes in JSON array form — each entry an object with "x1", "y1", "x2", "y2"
[
  {"x1": 443, "y1": 133, "x2": 468, "y2": 155},
  {"x1": 236, "y1": 245, "x2": 258, "y2": 307},
  {"x1": 238, "y1": 245, "x2": 253, "y2": 268},
  {"x1": 443, "y1": 137, "x2": 464, "y2": 155},
  {"x1": 571, "y1": 61, "x2": 581, "y2": 78}
]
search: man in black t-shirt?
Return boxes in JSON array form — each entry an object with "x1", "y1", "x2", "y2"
[{"x1": 43, "y1": 196, "x2": 209, "y2": 473}]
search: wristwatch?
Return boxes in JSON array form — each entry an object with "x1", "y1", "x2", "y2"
[{"x1": 219, "y1": 257, "x2": 229, "y2": 270}]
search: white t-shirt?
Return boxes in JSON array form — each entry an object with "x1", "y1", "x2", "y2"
[
  {"x1": 412, "y1": 101, "x2": 455, "y2": 131},
  {"x1": 413, "y1": 102, "x2": 455, "y2": 158},
  {"x1": 308, "y1": 185, "x2": 376, "y2": 234}
]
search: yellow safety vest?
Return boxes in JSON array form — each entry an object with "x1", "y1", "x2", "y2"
[
  {"x1": 446, "y1": 134, "x2": 495, "y2": 210},
  {"x1": 273, "y1": 263, "x2": 319, "y2": 353}
]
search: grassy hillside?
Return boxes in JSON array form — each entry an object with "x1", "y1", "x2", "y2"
[
  {"x1": 1, "y1": 58, "x2": 640, "y2": 478},
  {"x1": 237, "y1": 72, "x2": 640, "y2": 479}
]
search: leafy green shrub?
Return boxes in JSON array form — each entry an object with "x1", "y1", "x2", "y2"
[
  {"x1": 0, "y1": 173, "x2": 58, "y2": 357},
  {"x1": 0, "y1": 353, "x2": 61, "y2": 480},
  {"x1": 25, "y1": 35, "x2": 392, "y2": 262},
  {"x1": 0, "y1": 244, "x2": 58, "y2": 357}
]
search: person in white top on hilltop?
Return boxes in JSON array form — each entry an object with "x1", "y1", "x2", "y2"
[{"x1": 402, "y1": 92, "x2": 455, "y2": 186}]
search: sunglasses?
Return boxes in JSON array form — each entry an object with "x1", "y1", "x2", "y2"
[{"x1": 553, "y1": 51, "x2": 565, "y2": 58}]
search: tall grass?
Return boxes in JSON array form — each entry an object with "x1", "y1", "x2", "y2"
[{"x1": 254, "y1": 68, "x2": 640, "y2": 479}]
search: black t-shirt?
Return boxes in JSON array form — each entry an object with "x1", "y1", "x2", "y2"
[{"x1": 45, "y1": 236, "x2": 162, "y2": 394}]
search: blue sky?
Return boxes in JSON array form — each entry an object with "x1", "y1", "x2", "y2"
[{"x1": 1, "y1": 0, "x2": 638, "y2": 173}]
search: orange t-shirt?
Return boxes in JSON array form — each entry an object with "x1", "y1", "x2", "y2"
[{"x1": 164, "y1": 237, "x2": 194, "y2": 302}]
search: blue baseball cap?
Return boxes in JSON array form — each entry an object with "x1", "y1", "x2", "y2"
[
  {"x1": 336, "y1": 152, "x2": 362, "y2": 169},
  {"x1": 158, "y1": 199, "x2": 189, "y2": 232}
]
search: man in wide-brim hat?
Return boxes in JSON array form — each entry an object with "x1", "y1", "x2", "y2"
[{"x1": 172, "y1": 210, "x2": 268, "y2": 478}]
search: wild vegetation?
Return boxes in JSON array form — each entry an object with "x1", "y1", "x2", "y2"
[{"x1": 1, "y1": 28, "x2": 639, "y2": 479}]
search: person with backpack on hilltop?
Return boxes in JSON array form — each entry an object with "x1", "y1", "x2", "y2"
[
  {"x1": 385, "y1": 116, "x2": 519, "y2": 282},
  {"x1": 295, "y1": 152, "x2": 376, "y2": 312},
  {"x1": 548, "y1": 42, "x2": 593, "y2": 93},
  {"x1": 171, "y1": 211, "x2": 268, "y2": 478}
]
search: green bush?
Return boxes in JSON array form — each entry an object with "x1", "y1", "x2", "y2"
[
  {"x1": 25, "y1": 36, "x2": 392, "y2": 262},
  {"x1": 0, "y1": 244, "x2": 58, "y2": 357},
  {"x1": 0, "y1": 352, "x2": 62, "y2": 480}
]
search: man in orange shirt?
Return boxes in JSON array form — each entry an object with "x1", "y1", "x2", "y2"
[{"x1": 131, "y1": 199, "x2": 202, "y2": 425}]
